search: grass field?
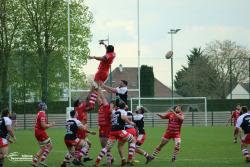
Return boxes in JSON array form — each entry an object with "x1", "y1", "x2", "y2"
[{"x1": 5, "y1": 126, "x2": 250, "y2": 167}]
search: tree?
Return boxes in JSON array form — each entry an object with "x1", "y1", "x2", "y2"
[
  {"x1": 175, "y1": 48, "x2": 219, "y2": 98},
  {"x1": 140, "y1": 65, "x2": 154, "y2": 97},
  {"x1": 204, "y1": 40, "x2": 250, "y2": 98},
  {"x1": 20, "y1": 0, "x2": 93, "y2": 102},
  {"x1": 0, "y1": 0, "x2": 23, "y2": 106}
]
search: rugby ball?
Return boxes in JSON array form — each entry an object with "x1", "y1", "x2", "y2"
[{"x1": 165, "y1": 51, "x2": 173, "y2": 59}]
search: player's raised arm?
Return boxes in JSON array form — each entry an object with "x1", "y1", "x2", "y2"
[
  {"x1": 157, "y1": 113, "x2": 167, "y2": 119},
  {"x1": 99, "y1": 40, "x2": 108, "y2": 48},
  {"x1": 102, "y1": 84, "x2": 117, "y2": 93},
  {"x1": 88, "y1": 55, "x2": 107, "y2": 61}
]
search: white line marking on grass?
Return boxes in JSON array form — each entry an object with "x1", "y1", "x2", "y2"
[{"x1": 154, "y1": 157, "x2": 239, "y2": 164}]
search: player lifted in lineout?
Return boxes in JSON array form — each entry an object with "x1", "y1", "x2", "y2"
[
  {"x1": 88, "y1": 41, "x2": 116, "y2": 88},
  {"x1": 32, "y1": 102, "x2": 55, "y2": 167},
  {"x1": 146, "y1": 105, "x2": 184, "y2": 164}
]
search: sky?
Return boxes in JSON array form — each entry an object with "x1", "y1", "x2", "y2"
[{"x1": 83, "y1": 0, "x2": 250, "y2": 87}]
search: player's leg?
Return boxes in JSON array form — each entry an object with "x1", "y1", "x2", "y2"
[
  {"x1": 88, "y1": 87, "x2": 99, "y2": 108},
  {"x1": 117, "y1": 141, "x2": 126, "y2": 166},
  {"x1": 146, "y1": 133, "x2": 170, "y2": 164},
  {"x1": 171, "y1": 138, "x2": 181, "y2": 162},
  {"x1": 122, "y1": 133, "x2": 136, "y2": 165},
  {"x1": 152, "y1": 138, "x2": 168, "y2": 157},
  {"x1": 233, "y1": 127, "x2": 238, "y2": 143},
  {"x1": 32, "y1": 131, "x2": 51, "y2": 166},
  {"x1": 32, "y1": 146, "x2": 45, "y2": 166},
  {"x1": 240, "y1": 134, "x2": 250, "y2": 162},
  {"x1": 61, "y1": 145, "x2": 75, "y2": 167},
  {"x1": 0, "y1": 145, "x2": 8, "y2": 167},
  {"x1": 241, "y1": 143, "x2": 250, "y2": 162},
  {"x1": 81, "y1": 138, "x2": 93, "y2": 162},
  {"x1": 72, "y1": 139, "x2": 85, "y2": 166},
  {"x1": 94, "y1": 71, "x2": 108, "y2": 88},
  {"x1": 135, "y1": 134, "x2": 150, "y2": 159},
  {"x1": 39, "y1": 138, "x2": 53, "y2": 167},
  {"x1": 135, "y1": 146, "x2": 150, "y2": 159},
  {"x1": 99, "y1": 128, "x2": 114, "y2": 166},
  {"x1": 95, "y1": 138, "x2": 115, "y2": 166}
]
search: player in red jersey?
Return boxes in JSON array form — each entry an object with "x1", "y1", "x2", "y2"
[
  {"x1": 235, "y1": 106, "x2": 250, "y2": 163},
  {"x1": 88, "y1": 41, "x2": 116, "y2": 88},
  {"x1": 97, "y1": 89, "x2": 114, "y2": 166},
  {"x1": 226, "y1": 104, "x2": 241, "y2": 143},
  {"x1": 94, "y1": 100, "x2": 137, "y2": 167},
  {"x1": 73, "y1": 91, "x2": 97, "y2": 164},
  {"x1": 32, "y1": 102, "x2": 55, "y2": 167},
  {"x1": 0, "y1": 108, "x2": 16, "y2": 167},
  {"x1": 146, "y1": 105, "x2": 184, "y2": 164},
  {"x1": 61, "y1": 110, "x2": 87, "y2": 167}
]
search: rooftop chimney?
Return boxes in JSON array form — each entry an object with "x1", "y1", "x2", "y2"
[{"x1": 119, "y1": 64, "x2": 123, "y2": 72}]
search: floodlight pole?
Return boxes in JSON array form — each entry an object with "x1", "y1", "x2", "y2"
[
  {"x1": 67, "y1": 0, "x2": 71, "y2": 107},
  {"x1": 168, "y1": 29, "x2": 181, "y2": 107},
  {"x1": 137, "y1": 0, "x2": 141, "y2": 107}
]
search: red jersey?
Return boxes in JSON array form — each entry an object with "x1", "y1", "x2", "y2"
[
  {"x1": 164, "y1": 112, "x2": 184, "y2": 135},
  {"x1": 75, "y1": 101, "x2": 88, "y2": 123},
  {"x1": 98, "y1": 104, "x2": 111, "y2": 127},
  {"x1": 98, "y1": 52, "x2": 115, "y2": 73},
  {"x1": 35, "y1": 111, "x2": 47, "y2": 131},
  {"x1": 232, "y1": 110, "x2": 240, "y2": 125}
]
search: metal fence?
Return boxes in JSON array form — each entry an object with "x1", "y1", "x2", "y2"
[{"x1": 15, "y1": 111, "x2": 232, "y2": 129}]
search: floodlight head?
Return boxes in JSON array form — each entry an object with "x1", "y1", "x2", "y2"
[
  {"x1": 175, "y1": 29, "x2": 181, "y2": 33},
  {"x1": 168, "y1": 29, "x2": 181, "y2": 34},
  {"x1": 99, "y1": 39, "x2": 109, "y2": 42}
]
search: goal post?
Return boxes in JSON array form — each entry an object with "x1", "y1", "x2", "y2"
[{"x1": 130, "y1": 97, "x2": 208, "y2": 126}]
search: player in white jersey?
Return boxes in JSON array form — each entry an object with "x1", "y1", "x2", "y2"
[
  {"x1": 0, "y1": 108, "x2": 16, "y2": 167},
  {"x1": 94, "y1": 100, "x2": 136, "y2": 166},
  {"x1": 235, "y1": 106, "x2": 250, "y2": 163}
]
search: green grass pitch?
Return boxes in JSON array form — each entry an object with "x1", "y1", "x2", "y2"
[{"x1": 5, "y1": 126, "x2": 249, "y2": 167}]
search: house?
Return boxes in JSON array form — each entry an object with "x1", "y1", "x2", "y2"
[
  {"x1": 226, "y1": 82, "x2": 250, "y2": 99},
  {"x1": 105, "y1": 65, "x2": 179, "y2": 98}
]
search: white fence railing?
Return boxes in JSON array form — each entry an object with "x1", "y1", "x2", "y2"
[{"x1": 16, "y1": 111, "x2": 232, "y2": 129}]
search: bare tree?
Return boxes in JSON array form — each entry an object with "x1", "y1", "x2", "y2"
[{"x1": 204, "y1": 40, "x2": 250, "y2": 98}]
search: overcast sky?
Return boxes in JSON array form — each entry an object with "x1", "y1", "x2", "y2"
[{"x1": 83, "y1": 0, "x2": 250, "y2": 87}]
